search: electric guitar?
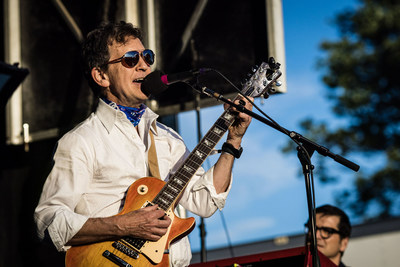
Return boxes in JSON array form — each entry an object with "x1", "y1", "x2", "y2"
[{"x1": 65, "y1": 58, "x2": 282, "y2": 267}]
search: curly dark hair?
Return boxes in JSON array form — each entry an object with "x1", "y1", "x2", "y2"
[{"x1": 81, "y1": 21, "x2": 143, "y2": 96}]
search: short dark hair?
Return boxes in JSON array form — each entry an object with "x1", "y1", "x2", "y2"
[
  {"x1": 316, "y1": 204, "x2": 352, "y2": 239},
  {"x1": 81, "y1": 21, "x2": 143, "y2": 96}
]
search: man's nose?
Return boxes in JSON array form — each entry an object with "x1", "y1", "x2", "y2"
[{"x1": 135, "y1": 55, "x2": 151, "y2": 71}]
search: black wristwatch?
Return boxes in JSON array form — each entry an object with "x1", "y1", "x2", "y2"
[{"x1": 221, "y1": 142, "x2": 243, "y2": 159}]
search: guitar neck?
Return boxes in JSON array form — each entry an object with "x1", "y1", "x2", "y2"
[{"x1": 152, "y1": 107, "x2": 238, "y2": 211}]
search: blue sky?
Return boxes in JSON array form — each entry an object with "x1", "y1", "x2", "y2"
[{"x1": 177, "y1": 0, "x2": 362, "y2": 252}]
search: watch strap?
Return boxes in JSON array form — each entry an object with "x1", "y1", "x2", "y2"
[{"x1": 221, "y1": 142, "x2": 243, "y2": 159}]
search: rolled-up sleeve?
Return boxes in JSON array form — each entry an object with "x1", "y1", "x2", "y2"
[
  {"x1": 191, "y1": 165, "x2": 232, "y2": 210},
  {"x1": 179, "y1": 165, "x2": 232, "y2": 218},
  {"x1": 34, "y1": 132, "x2": 92, "y2": 251}
]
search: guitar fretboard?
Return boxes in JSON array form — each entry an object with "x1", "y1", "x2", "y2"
[{"x1": 153, "y1": 108, "x2": 239, "y2": 211}]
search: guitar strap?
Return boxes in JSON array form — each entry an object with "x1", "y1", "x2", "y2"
[{"x1": 148, "y1": 129, "x2": 161, "y2": 179}]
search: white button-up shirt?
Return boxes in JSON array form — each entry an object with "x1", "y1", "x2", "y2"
[{"x1": 34, "y1": 99, "x2": 232, "y2": 266}]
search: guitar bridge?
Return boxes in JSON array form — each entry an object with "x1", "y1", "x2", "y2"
[{"x1": 112, "y1": 241, "x2": 140, "y2": 259}]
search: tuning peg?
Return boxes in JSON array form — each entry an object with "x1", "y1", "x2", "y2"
[
  {"x1": 251, "y1": 65, "x2": 259, "y2": 73},
  {"x1": 268, "y1": 57, "x2": 276, "y2": 65},
  {"x1": 263, "y1": 80, "x2": 268, "y2": 87},
  {"x1": 260, "y1": 94, "x2": 265, "y2": 105},
  {"x1": 275, "y1": 80, "x2": 282, "y2": 87},
  {"x1": 268, "y1": 57, "x2": 281, "y2": 70}
]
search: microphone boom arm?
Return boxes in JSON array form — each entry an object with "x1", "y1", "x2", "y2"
[{"x1": 201, "y1": 86, "x2": 360, "y2": 172}]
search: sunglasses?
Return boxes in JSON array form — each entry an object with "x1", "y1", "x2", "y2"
[
  {"x1": 305, "y1": 224, "x2": 342, "y2": 239},
  {"x1": 106, "y1": 49, "x2": 155, "y2": 68}
]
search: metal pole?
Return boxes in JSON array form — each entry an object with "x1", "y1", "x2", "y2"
[{"x1": 195, "y1": 93, "x2": 207, "y2": 262}]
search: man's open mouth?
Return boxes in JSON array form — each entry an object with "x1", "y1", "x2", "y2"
[{"x1": 133, "y1": 78, "x2": 145, "y2": 83}]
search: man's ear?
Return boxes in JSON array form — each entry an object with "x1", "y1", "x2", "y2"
[
  {"x1": 91, "y1": 67, "x2": 110, "y2": 88},
  {"x1": 340, "y1": 236, "x2": 349, "y2": 253}
]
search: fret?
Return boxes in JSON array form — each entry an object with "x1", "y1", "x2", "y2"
[
  {"x1": 215, "y1": 118, "x2": 230, "y2": 130},
  {"x1": 173, "y1": 177, "x2": 185, "y2": 186},
  {"x1": 205, "y1": 132, "x2": 222, "y2": 143},
  {"x1": 158, "y1": 197, "x2": 168, "y2": 206},
  {"x1": 165, "y1": 186, "x2": 179, "y2": 196},
  {"x1": 194, "y1": 150, "x2": 206, "y2": 160},
  {"x1": 176, "y1": 167, "x2": 192, "y2": 178},
  {"x1": 184, "y1": 160, "x2": 198, "y2": 170},
  {"x1": 199, "y1": 146, "x2": 212, "y2": 156},
  {"x1": 169, "y1": 182, "x2": 183, "y2": 192},
  {"x1": 178, "y1": 169, "x2": 194, "y2": 181},
  {"x1": 182, "y1": 164, "x2": 194, "y2": 174},
  {"x1": 197, "y1": 142, "x2": 212, "y2": 150},
  {"x1": 162, "y1": 191, "x2": 174, "y2": 200},
  {"x1": 167, "y1": 184, "x2": 179, "y2": 193},
  {"x1": 188, "y1": 154, "x2": 203, "y2": 166},
  {"x1": 163, "y1": 190, "x2": 177, "y2": 200}
]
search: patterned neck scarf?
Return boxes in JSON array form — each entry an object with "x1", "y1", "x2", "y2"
[{"x1": 102, "y1": 98, "x2": 146, "y2": 127}]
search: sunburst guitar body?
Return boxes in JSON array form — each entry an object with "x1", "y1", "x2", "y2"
[{"x1": 65, "y1": 177, "x2": 196, "y2": 267}]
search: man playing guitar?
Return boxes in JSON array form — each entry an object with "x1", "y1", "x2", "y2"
[{"x1": 34, "y1": 21, "x2": 254, "y2": 266}]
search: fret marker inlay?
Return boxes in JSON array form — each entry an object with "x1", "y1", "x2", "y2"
[
  {"x1": 223, "y1": 113, "x2": 234, "y2": 120},
  {"x1": 212, "y1": 127, "x2": 223, "y2": 135},
  {"x1": 195, "y1": 150, "x2": 204, "y2": 159},
  {"x1": 204, "y1": 139, "x2": 212, "y2": 147},
  {"x1": 175, "y1": 178, "x2": 184, "y2": 186},
  {"x1": 183, "y1": 165, "x2": 193, "y2": 173}
]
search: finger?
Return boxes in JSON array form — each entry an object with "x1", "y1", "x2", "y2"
[
  {"x1": 157, "y1": 217, "x2": 172, "y2": 228},
  {"x1": 148, "y1": 231, "x2": 167, "y2": 241},
  {"x1": 153, "y1": 209, "x2": 168, "y2": 219},
  {"x1": 147, "y1": 234, "x2": 163, "y2": 241},
  {"x1": 142, "y1": 204, "x2": 159, "y2": 211}
]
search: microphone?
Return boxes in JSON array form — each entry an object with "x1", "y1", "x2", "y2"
[
  {"x1": 141, "y1": 70, "x2": 168, "y2": 96},
  {"x1": 141, "y1": 68, "x2": 211, "y2": 96}
]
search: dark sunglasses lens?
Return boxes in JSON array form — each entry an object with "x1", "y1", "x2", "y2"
[
  {"x1": 142, "y1": 50, "x2": 155, "y2": 65},
  {"x1": 122, "y1": 51, "x2": 140, "y2": 67}
]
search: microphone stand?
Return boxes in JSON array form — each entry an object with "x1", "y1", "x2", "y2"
[
  {"x1": 194, "y1": 92, "x2": 207, "y2": 263},
  {"x1": 200, "y1": 86, "x2": 360, "y2": 267}
]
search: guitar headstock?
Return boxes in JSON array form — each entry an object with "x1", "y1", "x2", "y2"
[{"x1": 241, "y1": 57, "x2": 282, "y2": 98}]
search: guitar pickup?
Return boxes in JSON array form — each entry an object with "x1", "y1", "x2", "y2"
[
  {"x1": 102, "y1": 250, "x2": 133, "y2": 267},
  {"x1": 112, "y1": 241, "x2": 139, "y2": 259}
]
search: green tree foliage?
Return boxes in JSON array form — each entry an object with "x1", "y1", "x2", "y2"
[{"x1": 291, "y1": 0, "x2": 400, "y2": 219}]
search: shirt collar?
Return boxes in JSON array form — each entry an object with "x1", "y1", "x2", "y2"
[{"x1": 96, "y1": 98, "x2": 159, "y2": 135}]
